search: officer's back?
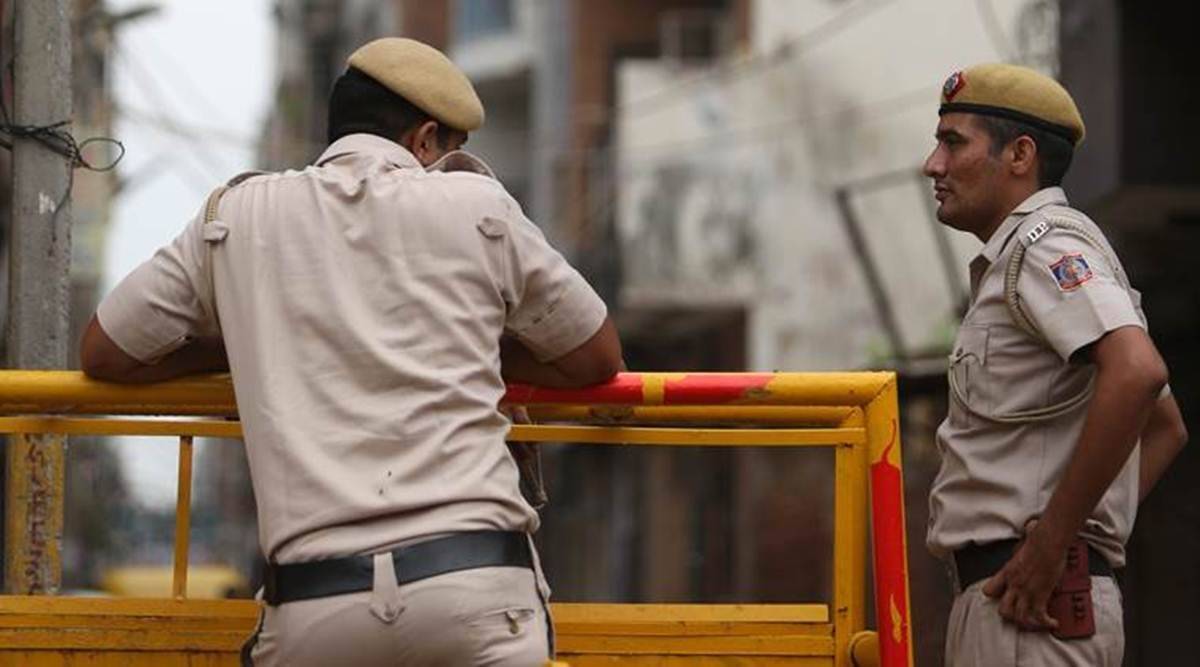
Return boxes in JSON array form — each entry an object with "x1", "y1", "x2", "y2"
[
  {"x1": 214, "y1": 134, "x2": 551, "y2": 565},
  {"x1": 82, "y1": 37, "x2": 622, "y2": 666}
]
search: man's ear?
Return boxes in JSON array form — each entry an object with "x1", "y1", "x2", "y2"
[
  {"x1": 408, "y1": 120, "x2": 442, "y2": 165},
  {"x1": 1010, "y1": 135, "x2": 1038, "y2": 179}
]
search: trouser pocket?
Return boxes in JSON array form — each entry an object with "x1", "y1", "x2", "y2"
[{"x1": 465, "y1": 603, "x2": 548, "y2": 666}]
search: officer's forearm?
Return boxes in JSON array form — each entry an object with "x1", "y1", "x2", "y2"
[
  {"x1": 1035, "y1": 328, "x2": 1167, "y2": 552},
  {"x1": 97, "y1": 337, "x2": 229, "y2": 384},
  {"x1": 128, "y1": 337, "x2": 229, "y2": 383},
  {"x1": 1138, "y1": 394, "x2": 1187, "y2": 502},
  {"x1": 81, "y1": 314, "x2": 229, "y2": 384}
]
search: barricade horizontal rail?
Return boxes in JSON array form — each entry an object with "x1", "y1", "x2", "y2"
[
  {"x1": 0, "y1": 371, "x2": 912, "y2": 667},
  {"x1": 0, "y1": 371, "x2": 893, "y2": 414}
]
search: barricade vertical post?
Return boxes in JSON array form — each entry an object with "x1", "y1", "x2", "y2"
[
  {"x1": 832, "y1": 408, "x2": 869, "y2": 666},
  {"x1": 172, "y1": 436, "x2": 194, "y2": 600},
  {"x1": 3, "y1": 434, "x2": 65, "y2": 594},
  {"x1": 864, "y1": 376, "x2": 913, "y2": 667}
]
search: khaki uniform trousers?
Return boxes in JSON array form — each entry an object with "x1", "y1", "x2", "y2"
[
  {"x1": 245, "y1": 553, "x2": 551, "y2": 667},
  {"x1": 944, "y1": 578, "x2": 1123, "y2": 667}
]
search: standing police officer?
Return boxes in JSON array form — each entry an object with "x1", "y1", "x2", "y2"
[
  {"x1": 923, "y1": 63, "x2": 1187, "y2": 666},
  {"x1": 81, "y1": 38, "x2": 622, "y2": 666}
]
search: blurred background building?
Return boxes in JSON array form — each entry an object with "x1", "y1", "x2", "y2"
[
  {"x1": 0, "y1": 1, "x2": 1194, "y2": 665},
  {"x1": 1058, "y1": 3, "x2": 1200, "y2": 665}
]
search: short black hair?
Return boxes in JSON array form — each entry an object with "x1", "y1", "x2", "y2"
[
  {"x1": 326, "y1": 67, "x2": 452, "y2": 147},
  {"x1": 974, "y1": 114, "x2": 1074, "y2": 188}
]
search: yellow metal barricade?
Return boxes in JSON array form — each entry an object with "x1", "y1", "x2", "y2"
[{"x1": 0, "y1": 371, "x2": 913, "y2": 667}]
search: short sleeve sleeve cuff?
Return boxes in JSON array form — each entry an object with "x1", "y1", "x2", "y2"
[
  {"x1": 1038, "y1": 284, "x2": 1144, "y2": 360},
  {"x1": 97, "y1": 265, "x2": 193, "y2": 364},
  {"x1": 513, "y1": 277, "x2": 608, "y2": 363},
  {"x1": 94, "y1": 213, "x2": 215, "y2": 364}
]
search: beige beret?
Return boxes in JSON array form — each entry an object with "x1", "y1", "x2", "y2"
[
  {"x1": 348, "y1": 37, "x2": 484, "y2": 132},
  {"x1": 939, "y1": 63, "x2": 1085, "y2": 146}
]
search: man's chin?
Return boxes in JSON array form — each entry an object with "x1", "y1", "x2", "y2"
[{"x1": 935, "y1": 206, "x2": 969, "y2": 232}]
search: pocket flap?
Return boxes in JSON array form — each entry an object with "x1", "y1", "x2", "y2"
[
  {"x1": 477, "y1": 216, "x2": 507, "y2": 239},
  {"x1": 953, "y1": 324, "x2": 990, "y2": 366},
  {"x1": 203, "y1": 220, "x2": 230, "y2": 243}
]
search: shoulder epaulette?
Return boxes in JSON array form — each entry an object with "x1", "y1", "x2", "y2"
[
  {"x1": 197, "y1": 170, "x2": 268, "y2": 325},
  {"x1": 1020, "y1": 219, "x2": 1051, "y2": 247},
  {"x1": 204, "y1": 170, "x2": 269, "y2": 225}
]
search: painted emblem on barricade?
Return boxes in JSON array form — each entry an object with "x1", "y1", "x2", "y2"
[{"x1": 1049, "y1": 253, "x2": 1094, "y2": 291}]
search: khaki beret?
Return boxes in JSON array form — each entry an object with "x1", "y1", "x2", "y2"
[
  {"x1": 348, "y1": 37, "x2": 484, "y2": 132},
  {"x1": 939, "y1": 63, "x2": 1085, "y2": 146}
]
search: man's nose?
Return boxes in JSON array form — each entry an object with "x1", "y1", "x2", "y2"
[{"x1": 923, "y1": 148, "x2": 944, "y2": 179}]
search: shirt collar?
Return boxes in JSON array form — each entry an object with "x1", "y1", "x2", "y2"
[
  {"x1": 977, "y1": 186, "x2": 1069, "y2": 264},
  {"x1": 314, "y1": 133, "x2": 422, "y2": 170}
]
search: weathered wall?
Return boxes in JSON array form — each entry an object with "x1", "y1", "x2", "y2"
[{"x1": 616, "y1": 0, "x2": 1042, "y2": 372}]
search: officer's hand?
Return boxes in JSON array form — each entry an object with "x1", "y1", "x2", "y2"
[
  {"x1": 502, "y1": 406, "x2": 534, "y2": 463},
  {"x1": 981, "y1": 522, "x2": 1063, "y2": 632},
  {"x1": 502, "y1": 406, "x2": 549, "y2": 509},
  {"x1": 504, "y1": 405, "x2": 532, "y2": 427}
]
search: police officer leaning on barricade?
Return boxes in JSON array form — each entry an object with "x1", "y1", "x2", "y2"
[
  {"x1": 80, "y1": 38, "x2": 623, "y2": 666},
  {"x1": 923, "y1": 63, "x2": 1188, "y2": 666}
]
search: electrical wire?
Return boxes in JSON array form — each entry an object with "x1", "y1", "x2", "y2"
[
  {"x1": 0, "y1": 29, "x2": 125, "y2": 227},
  {"x1": 115, "y1": 104, "x2": 257, "y2": 149},
  {"x1": 0, "y1": 14, "x2": 125, "y2": 172},
  {"x1": 0, "y1": 120, "x2": 124, "y2": 172},
  {"x1": 112, "y1": 42, "x2": 231, "y2": 183},
  {"x1": 136, "y1": 30, "x2": 240, "y2": 131}
]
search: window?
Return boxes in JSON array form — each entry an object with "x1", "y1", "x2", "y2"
[
  {"x1": 660, "y1": 9, "x2": 731, "y2": 63},
  {"x1": 454, "y1": 0, "x2": 514, "y2": 43}
]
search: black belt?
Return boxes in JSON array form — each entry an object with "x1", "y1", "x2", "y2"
[
  {"x1": 953, "y1": 539, "x2": 1114, "y2": 592},
  {"x1": 263, "y1": 531, "x2": 533, "y2": 606}
]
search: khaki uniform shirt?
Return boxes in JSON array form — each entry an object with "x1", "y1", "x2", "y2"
[
  {"x1": 99, "y1": 134, "x2": 608, "y2": 563},
  {"x1": 927, "y1": 187, "x2": 1145, "y2": 567}
]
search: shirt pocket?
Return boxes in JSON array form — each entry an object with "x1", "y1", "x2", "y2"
[{"x1": 948, "y1": 324, "x2": 990, "y2": 428}]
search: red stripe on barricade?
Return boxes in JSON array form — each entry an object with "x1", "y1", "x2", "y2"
[
  {"x1": 870, "y1": 419, "x2": 912, "y2": 667},
  {"x1": 503, "y1": 374, "x2": 645, "y2": 405},
  {"x1": 661, "y1": 373, "x2": 776, "y2": 404}
]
